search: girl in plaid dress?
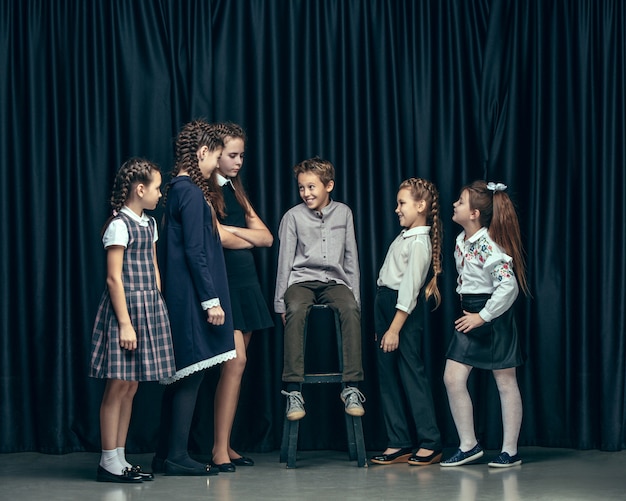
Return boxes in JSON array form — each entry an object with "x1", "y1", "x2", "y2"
[{"x1": 90, "y1": 158, "x2": 175, "y2": 483}]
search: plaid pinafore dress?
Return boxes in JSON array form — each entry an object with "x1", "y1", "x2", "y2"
[{"x1": 89, "y1": 212, "x2": 176, "y2": 381}]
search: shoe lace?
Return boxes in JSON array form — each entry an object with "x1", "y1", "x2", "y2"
[
  {"x1": 342, "y1": 387, "x2": 366, "y2": 405},
  {"x1": 281, "y1": 390, "x2": 304, "y2": 407}
]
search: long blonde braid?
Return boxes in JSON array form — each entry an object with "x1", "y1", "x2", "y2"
[{"x1": 399, "y1": 177, "x2": 443, "y2": 309}]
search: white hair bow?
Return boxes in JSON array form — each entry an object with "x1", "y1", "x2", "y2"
[{"x1": 486, "y1": 182, "x2": 507, "y2": 192}]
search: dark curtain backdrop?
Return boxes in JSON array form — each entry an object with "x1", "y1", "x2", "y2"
[{"x1": 1, "y1": 0, "x2": 624, "y2": 454}]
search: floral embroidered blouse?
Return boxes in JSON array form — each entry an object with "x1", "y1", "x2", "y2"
[{"x1": 454, "y1": 227, "x2": 519, "y2": 322}]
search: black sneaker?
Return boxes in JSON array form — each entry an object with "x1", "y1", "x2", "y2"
[
  {"x1": 440, "y1": 444, "x2": 484, "y2": 467},
  {"x1": 488, "y1": 451, "x2": 522, "y2": 468}
]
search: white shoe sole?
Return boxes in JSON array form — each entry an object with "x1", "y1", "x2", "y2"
[{"x1": 440, "y1": 449, "x2": 484, "y2": 467}]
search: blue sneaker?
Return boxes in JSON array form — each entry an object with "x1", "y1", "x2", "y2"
[
  {"x1": 440, "y1": 444, "x2": 484, "y2": 467},
  {"x1": 488, "y1": 451, "x2": 522, "y2": 468}
]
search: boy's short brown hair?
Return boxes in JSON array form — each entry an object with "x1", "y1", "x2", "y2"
[{"x1": 293, "y1": 156, "x2": 335, "y2": 186}]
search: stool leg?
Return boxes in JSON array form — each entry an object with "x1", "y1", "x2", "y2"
[
  {"x1": 352, "y1": 416, "x2": 367, "y2": 467},
  {"x1": 279, "y1": 415, "x2": 300, "y2": 468},
  {"x1": 279, "y1": 415, "x2": 289, "y2": 463},
  {"x1": 280, "y1": 415, "x2": 300, "y2": 468},
  {"x1": 286, "y1": 419, "x2": 299, "y2": 468},
  {"x1": 345, "y1": 413, "x2": 357, "y2": 460},
  {"x1": 344, "y1": 413, "x2": 367, "y2": 467}
]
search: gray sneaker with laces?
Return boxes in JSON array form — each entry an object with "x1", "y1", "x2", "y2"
[
  {"x1": 281, "y1": 390, "x2": 306, "y2": 421},
  {"x1": 340, "y1": 387, "x2": 366, "y2": 416}
]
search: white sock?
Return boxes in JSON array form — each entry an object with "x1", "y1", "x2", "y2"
[
  {"x1": 117, "y1": 447, "x2": 133, "y2": 469},
  {"x1": 100, "y1": 449, "x2": 126, "y2": 475}
]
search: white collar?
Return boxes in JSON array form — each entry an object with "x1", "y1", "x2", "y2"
[
  {"x1": 401, "y1": 225, "x2": 431, "y2": 238},
  {"x1": 216, "y1": 172, "x2": 233, "y2": 188},
  {"x1": 120, "y1": 206, "x2": 150, "y2": 226}
]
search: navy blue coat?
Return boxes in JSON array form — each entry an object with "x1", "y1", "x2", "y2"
[{"x1": 160, "y1": 175, "x2": 235, "y2": 382}]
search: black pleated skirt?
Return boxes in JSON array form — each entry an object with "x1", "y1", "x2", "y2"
[{"x1": 445, "y1": 294, "x2": 523, "y2": 370}]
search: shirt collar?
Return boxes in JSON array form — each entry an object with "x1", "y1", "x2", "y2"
[
  {"x1": 401, "y1": 225, "x2": 431, "y2": 238},
  {"x1": 313, "y1": 199, "x2": 334, "y2": 218},
  {"x1": 460, "y1": 226, "x2": 488, "y2": 244},
  {"x1": 216, "y1": 172, "x2": 233, "y2": 189},
  {"x1": 120, "y1": 206, "x2": 150, "y2": 226}
]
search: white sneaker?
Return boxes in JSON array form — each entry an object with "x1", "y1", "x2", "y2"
[
  {"x1": 281, "y1": 390, "x2": 306, "y2": 421},
  {"x1": 340, "y1": 387, "x2": 366, "y2": 417}
]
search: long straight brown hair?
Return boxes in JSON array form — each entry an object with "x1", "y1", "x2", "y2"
[{"x1": 464, "y1": 180, "x2": 530, "y2": 295}]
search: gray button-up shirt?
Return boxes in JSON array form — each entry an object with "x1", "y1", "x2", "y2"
[{"x1": 274, "y1": 200, "x2": 360, "y2": 313}]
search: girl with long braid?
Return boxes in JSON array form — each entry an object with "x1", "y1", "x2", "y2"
[
  {"x1": 153, "y1": 120, "x2": 236, "y2": 476},
  {"x1": 370, "y1": 178, "x2": 444, "y2": 466},
  {"x1": 90, "y1": 158, "x2": 175, "y2": 483}
]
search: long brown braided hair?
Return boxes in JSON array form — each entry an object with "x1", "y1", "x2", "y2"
[
  {"x1": 101, "y1": 157, "x2": 160, "y2": 237},
  {"x1": 208, "y1": 122, "x2": 253, "y2": 219},
  {"x1": 163, "y1": 120, "x2": 224, "y2": 230},
  {"x1": 398, "y1": 177, "x2": 443, "y2": 309}
]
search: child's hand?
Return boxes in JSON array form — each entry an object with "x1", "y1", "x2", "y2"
[
  {"x1": 380, "y1": 330, "x2": 399, "y2": 352},
  {"x1": 207, "y1": 305, "x2": 226, "y2": 325},
  {"x1": 455, "y1": 310, "x2": 485, "y2": 333},
  {"x1": 119, "y1": 325, "x2": 138, "y2": 351}
]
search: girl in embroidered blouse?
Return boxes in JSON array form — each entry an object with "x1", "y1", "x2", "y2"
[
  {"x1": 370, "y1": 178, "x2": 443, "y2": 466},
  {"x1": 440, "y1": 180, "x2": 529, "y2": 469}
]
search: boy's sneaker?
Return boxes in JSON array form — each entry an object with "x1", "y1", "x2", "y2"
[
  {"x1": 488, "y1": 451, "x2": 522, "y2": 468},
  {"x1": 281, "y1": 390, "x2": 306, "y2": 421},
  {"x1": 340, "y1": 387, "x2": 366, "y2": 417},
  {"x1": 440, "y1": 444, "x2": 484, "y2": 467}
]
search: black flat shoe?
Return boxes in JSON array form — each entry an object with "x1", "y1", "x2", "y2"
[
  {"x1": 408, "y1": 450, "x2": 443, "y2": 466},
  {"x1": 231, "y1": 456, "x2": 254, "y2": 467},
  {"x1": 131, "y1": 464, "x2": 155, "y2": 480},
  {"x1": 96, "y1": 465, "x2": 142, "y2": 483},
  {"x1": 164, "y1": 459, "x2": 219, "y2": 476},
  {"x1": 369, "y1": 447, "x2": 413, "y2": 465},
  {"x1": 211, "y1": 461, "x2": 236, "y2": 473}
]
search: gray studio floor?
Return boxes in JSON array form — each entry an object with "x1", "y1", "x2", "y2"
[{"x1": 1, "y1": 447, "x2": 625, "y2": 501}]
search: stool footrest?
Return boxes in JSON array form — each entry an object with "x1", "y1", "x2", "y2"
[{"x1": 302, "y1": 373, "x2": 343, "y2": 384}]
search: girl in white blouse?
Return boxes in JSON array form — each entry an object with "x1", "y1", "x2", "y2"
[
  {"x1": 370, "y1": 178, "x2": 444, "y2": 466},
  {"x1": 440, "y1": 181, "x2": 529, "y2": 469}
]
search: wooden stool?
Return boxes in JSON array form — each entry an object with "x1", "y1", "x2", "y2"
[{"x1": 279, "y1": 304, "x2": 367, "y2": 468}]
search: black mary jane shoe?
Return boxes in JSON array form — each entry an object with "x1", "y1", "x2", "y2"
[
  {"x1": 211, "y1": 461, "x2": 236, "y2": 473},
  {"x1": 408, "y1": 450, "x2": 443, "y2": 466},
  {"x1": 96, "y1": 465, "x2": 143, "y2": 483},
  {"x1": 369, "y1": 447, "x2": 414, "y2": 465},
  {"x1": 231, "y1": 456, "x2": 254, "y2": 467},
  {"x1": 131, "y1": 464, "x2": 155, "y2": 480},
  {"x1": 164, "y1": 459, "x2": 219, "y2": 476}
]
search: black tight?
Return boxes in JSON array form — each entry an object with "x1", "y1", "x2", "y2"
[{"x1": 156, "y1": 371, "x2": 205, "y2": 464}]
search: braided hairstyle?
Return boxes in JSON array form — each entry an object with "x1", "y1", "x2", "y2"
[
  {"x1": 398, "y1": 177, "x2": 443, "y2": 309},
  {"x1": 164, "y1": 120, "x2": 224, "y2": 229},
  {"x1": 209, "y1": 122, "x2": 253, "y2": 219},
  {"x1": 463, "y1": 180, "x2": 529, "y2": 295},
  {"x1": 101, "y1": 157, "x2": 160, "y2": 236}
]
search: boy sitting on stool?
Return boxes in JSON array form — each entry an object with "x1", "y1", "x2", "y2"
[{"x1": 274, "y1": 156, "x2": 365, "y2": 420}]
